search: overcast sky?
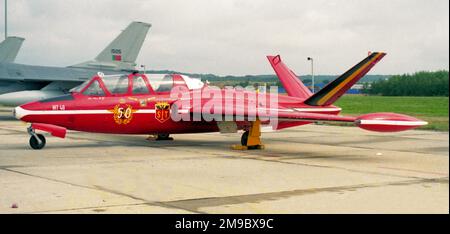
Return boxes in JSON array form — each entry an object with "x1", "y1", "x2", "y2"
[{"x1": 2, "y1": 0, "x2": 449, "y2": 76}]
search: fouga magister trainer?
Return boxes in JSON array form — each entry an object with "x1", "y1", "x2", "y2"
[{"x1": 13, "y1": 52, "x2": 427, "y2": 150}]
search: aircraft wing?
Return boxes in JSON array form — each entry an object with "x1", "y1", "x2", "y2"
[
  {"x1": 187, "y1": 104, "x2": 427, "y2": 132},
  {"x1": 190, "y1": 105, "x2": 356, "y2": 123},
  {"x1": 261, "y1": 111, "x2": 356, "y2": 122}
]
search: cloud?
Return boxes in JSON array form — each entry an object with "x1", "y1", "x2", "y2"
[{"x1": 2, "y1": 0, "x2": 448, "y2": 75}]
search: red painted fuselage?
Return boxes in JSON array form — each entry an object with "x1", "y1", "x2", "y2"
[{"x1": 15, "y1": 73, "x2": 341, "y2": 135}]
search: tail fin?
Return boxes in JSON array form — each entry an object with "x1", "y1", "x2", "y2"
[
  {"x1": 0, "y1": 36, "x2": 25, "y2": 63},
  {"x1": 95, "y1": 21, "x2": 151, "y2": 65},
  {"x1": 304, "y1": 52, "x2": 386, "y2": 106},
  {"x1": 267, "y1": 55, "x2": 312, "y2": 99},
  {"x1": 70, "y1": 21, "x2": 151, "y2": 71}
]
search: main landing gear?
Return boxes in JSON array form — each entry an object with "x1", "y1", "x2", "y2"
[
  {"x1": 232, "y1": 118, "x2": 265, "y2": 150},
  {"x1": 27, "y1": 126, "x2": 46, "y2": 150},
  {"x1": 146, "y1": 133, "x2": 174, "y2": 141},
  {"x1": 156, "y1": 133, "x2": 173, "y2": 141}
]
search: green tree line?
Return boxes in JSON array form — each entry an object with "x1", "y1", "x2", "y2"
[{"x1": 364, "y1": 70, "x2": 449, "y2": 96}]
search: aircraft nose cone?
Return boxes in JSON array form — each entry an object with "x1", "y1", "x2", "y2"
[{"x1": 13, "y1": 106, "x2": 26, "y2": 120}]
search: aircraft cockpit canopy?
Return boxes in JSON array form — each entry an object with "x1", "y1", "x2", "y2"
[{"x1": 71, "y1": 73, "x2": 204, "y2": 96}]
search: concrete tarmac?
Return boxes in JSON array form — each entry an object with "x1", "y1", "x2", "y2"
[{"x1": 0, "y1": 108, "x2": 448, "y2": 213}]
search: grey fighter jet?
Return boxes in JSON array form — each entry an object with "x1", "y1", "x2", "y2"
[{"x1": 0, "y1": 21, "x2": 151, "y2": 106}]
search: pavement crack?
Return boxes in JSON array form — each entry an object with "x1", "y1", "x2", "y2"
[
  {"x1": 220, "y1": 153, "x2": 429, "y2": 180},
  {"x1": 0, "y1": 167, "x2": 201, "y2": 214},
  {"x1": 92, "y1": 185, "x2": 203, "y2": 214},
  {"x1": 162, "y1": 177, "x2": 449, "y2": 212}
]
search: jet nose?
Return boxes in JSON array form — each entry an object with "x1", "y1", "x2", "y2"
[{"x1": 13, "y1": 106, "x2": 26, "y2": 120}]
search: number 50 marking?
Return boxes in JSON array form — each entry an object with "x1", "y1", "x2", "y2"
[{"x1": 117, "y1": 107, "x2": 132, "y2": 119}]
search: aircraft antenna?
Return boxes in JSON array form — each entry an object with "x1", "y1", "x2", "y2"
[{"x1": 4, "y1": 0, "x2": 7, "y2": 39}]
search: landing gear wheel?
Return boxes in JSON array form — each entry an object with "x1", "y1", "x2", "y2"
[
  {"x1": 29, "y1": 134, "x2": 46, "y2": 150},
  {"x1": 232, "y1": 119, "x2": 264, "y2": 150},
  {"x1": 241, "y1": 131, "x2": 249, "y2": 146},
  {"x1": 156, "y1": 133, "x2": 173, "y2": 141}
]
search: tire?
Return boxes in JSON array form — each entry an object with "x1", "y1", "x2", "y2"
[
  {"x1": 29, "y1": 134, "x2": 46, "y2": 150},
  {"x1": 241, "y1": 131, "x2": 249, "y2": 146},
  {"x1": 156, "y1": 133, "x2": 171, "y2": 140}
]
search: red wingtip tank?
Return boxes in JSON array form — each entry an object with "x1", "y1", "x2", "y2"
[{"x1": 356, "y1": 112, "x2": 428, "y2": 132}]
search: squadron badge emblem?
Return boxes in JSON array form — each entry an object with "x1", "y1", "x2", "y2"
[{"x1": 155, "y1": 101, "x2": 171, "y2": 123}]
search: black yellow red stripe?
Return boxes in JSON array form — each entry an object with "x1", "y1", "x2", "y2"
[{"x1": 304, "y1": 52, "x2": 386, "y2": 106}]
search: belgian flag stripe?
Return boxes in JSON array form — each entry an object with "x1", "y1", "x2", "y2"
[{"x1": 304, "y1": 52, "x2": 385, "y2": 106}]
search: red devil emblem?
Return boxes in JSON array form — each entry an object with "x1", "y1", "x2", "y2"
[{"x1": 155, "y1": 102, "x2": 171, "y2": 123}]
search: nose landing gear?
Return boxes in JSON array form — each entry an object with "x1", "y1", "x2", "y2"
[{"x1": 27, "y1": 126, "x2": 46, "y2": 150}]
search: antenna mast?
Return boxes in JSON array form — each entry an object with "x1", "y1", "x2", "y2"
[{"x1": 4, "y1": 0, "x2": 7, "y2": 39}]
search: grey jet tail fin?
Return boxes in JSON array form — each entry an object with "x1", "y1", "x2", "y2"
[
  {"x1": 0, "y1": 36, "x2": 25, "y2": 63},
  {"x1": 70, "y1": 21, "x2": 151, "y2": 71}
]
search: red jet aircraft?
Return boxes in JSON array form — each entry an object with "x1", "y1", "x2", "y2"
[{"x1": 14, "y1": 52, "x2": 427, "y2": 149}]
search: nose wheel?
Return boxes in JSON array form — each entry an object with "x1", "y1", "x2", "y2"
[{"x1": 27, "y1": 126, "x2": 46, "y2": 150}]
